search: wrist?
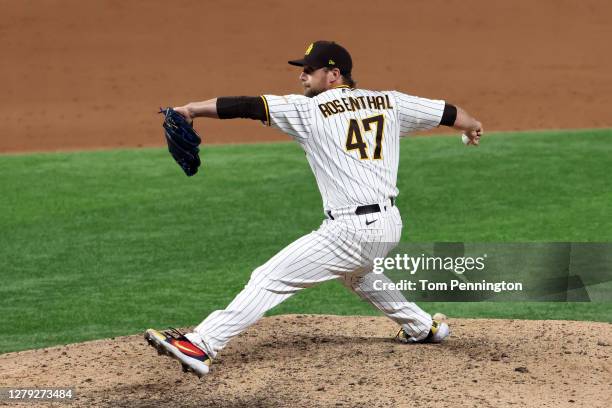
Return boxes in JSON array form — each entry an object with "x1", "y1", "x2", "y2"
[{"x1": 184, "y1": 103, "x2": 197, "y2": 119}]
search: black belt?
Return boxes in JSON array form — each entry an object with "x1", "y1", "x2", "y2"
[{"x1": 327, "y1": 197, "x2": 395, "y2": 220}]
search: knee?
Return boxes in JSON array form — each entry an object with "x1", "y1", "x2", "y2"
[
  {"x1": 247, "y1": 265, "x2": 271, "y2": 287},
  {"x1": 246, "y1": 265, "x2": 287, "y2": 292}
]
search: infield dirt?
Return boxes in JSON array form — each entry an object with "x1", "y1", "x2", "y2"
[
  {"x1": 1, "y1": 0, "x2": 612, "y2": 152},
  {"x1": 1, "y1": 315, "x2": 610, "y2": 407},
  {"x1": 2, "y1": 1, "x2": 611, "y2": 406}
]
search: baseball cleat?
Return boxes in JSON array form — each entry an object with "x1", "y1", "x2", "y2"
[
  {"x1": 395, "y1": 318, "x2": 450, "y2": 344},
  {"x1": 144, "y1": 328, "x2": 212, "y2": 378}
]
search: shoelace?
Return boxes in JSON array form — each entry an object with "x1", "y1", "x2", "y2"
[{"x1": 164, "y1": 327, "x2": 186, "y2": 340}]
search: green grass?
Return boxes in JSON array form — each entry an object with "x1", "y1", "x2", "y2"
[{"x1": 1, "y1": 129, "x2": 611, "y2": 353}]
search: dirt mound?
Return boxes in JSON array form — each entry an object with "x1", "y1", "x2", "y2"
[{"x1": 1, "y1": 315, "x2": 610, "y2": 407}]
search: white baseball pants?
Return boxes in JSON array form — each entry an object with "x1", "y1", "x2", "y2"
[{"x1": 186, "y1": 201, "x2": 432, "y2": 357}]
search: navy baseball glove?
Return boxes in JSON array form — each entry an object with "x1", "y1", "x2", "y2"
[{"x1": 160, "y1": 108, "x2": 202, "y2": 176}]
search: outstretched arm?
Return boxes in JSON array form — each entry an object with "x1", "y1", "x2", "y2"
[
  {"x1": 170, "y1": 95, "x2": 310, "y2": 142},
  {"x1": 172, "y1": 97, "x2": 269, "y2": 125}
]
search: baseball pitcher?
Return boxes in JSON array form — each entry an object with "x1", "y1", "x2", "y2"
[{"x1": 146, "y1": 41, "x2": 483, "y2": 377}]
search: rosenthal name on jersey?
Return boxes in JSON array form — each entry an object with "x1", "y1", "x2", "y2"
[{"x1": 318, "y1": 94, "x2": 394, "y2": 118}]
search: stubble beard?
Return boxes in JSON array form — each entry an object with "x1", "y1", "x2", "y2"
[{"x1": 303, "y1": 86, "x2": 323, "y2": 98}]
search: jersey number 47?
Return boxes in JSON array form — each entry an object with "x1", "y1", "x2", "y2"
[{"x1": 345, "y1": 114, "x2": 385, "y2": 160}]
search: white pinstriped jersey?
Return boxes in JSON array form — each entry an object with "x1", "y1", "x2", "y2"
[
  {"x1": 262, "y1": 86, "x2": 445, "y2": 212},
  {"x1": 186, "y1": 87, "x2": 444, "y2": 356}
]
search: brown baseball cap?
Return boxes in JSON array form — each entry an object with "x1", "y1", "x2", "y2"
[{"x1": 288, "y1": 41, "x2": 352, "y2": 75}]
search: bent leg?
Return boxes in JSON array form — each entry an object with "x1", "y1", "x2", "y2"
[{"x1": 187, "y1": 223, "x2": 366, "y2": 357}]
